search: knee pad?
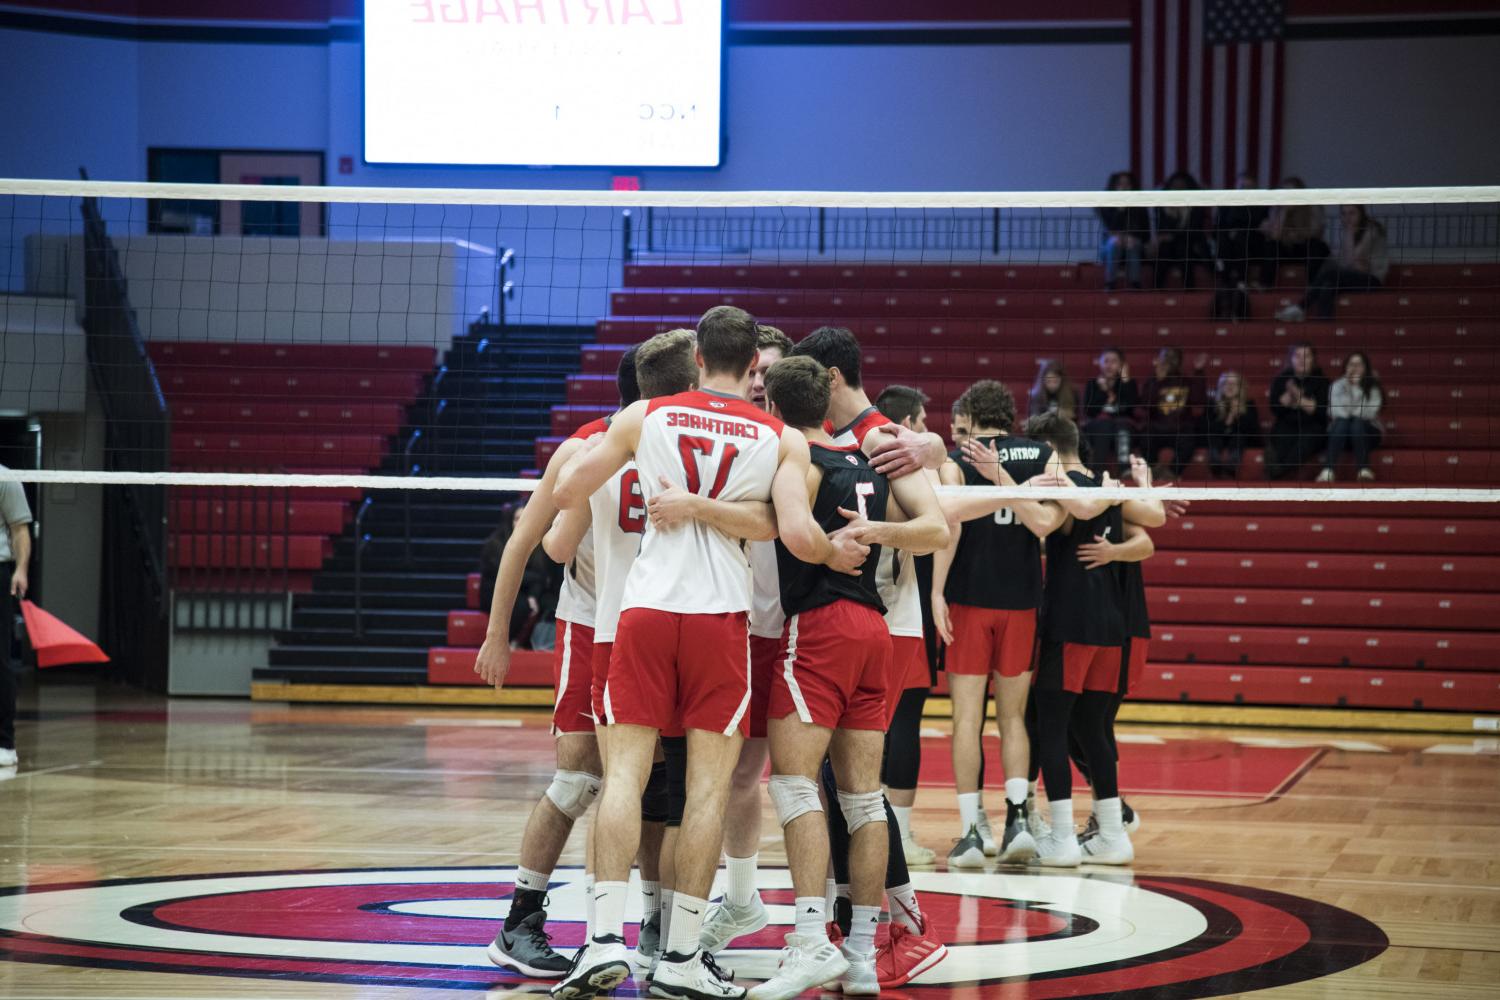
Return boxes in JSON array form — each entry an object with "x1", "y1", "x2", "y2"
[
  {"x1": 641, "y1": 761, "x2": 668, "y2": 824},
  {"x1": 661, "y1": 736, "x2": 687, "y2": 828},
  {"x1": 545, "y1": 769, "x2": 601, "y2": 821},
  {"x1": 835, "y1": 789, "x2": 887, "y2": 834},
  {"x1": 768, "y1": 774, "x2": 822, "y2": 828}
]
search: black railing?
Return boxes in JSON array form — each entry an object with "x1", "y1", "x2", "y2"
[{"x1": 79, "y1": 178, "x2": 171, "y2": 689}]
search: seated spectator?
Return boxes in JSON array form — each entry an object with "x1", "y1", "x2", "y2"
[
  {"x1": 478, "y1": 500, "x2": 559, "y2": 649},
  {"x1": 1277, "y1": 205, "x2": 1389, "y2": 321},
  {"x1": 1028, "y1": 358, "x2": 1077, "y2": 421},
  {"x1": 1259, "y1": 176, "x2": 1330, "y2": 283},
  {"x1": 1320, "y1": 351, "x2": 1383, "y2": 482},
  {"x1": 1215, "y1": 172, "x2": 1271, "y2": 288},
  {"x1": 1097, "y1": 171, "x2": 1151, "y2": 290},
  {"x1": 1139, "y1": 347, "x2": 1206, "y2": 480},
  {"x1": 1081, "y1": 347, "x2": 1139, "y2": 474},
  {"x1": 1265, "y1": 342, "x2": 1330, "y2": 480},
  {"x1": 1203, "y1": 370, "x2": 1262, "y2": 478},
  {"x1": 1153, "y1": 170, "x2": 1212, "y2": 289}
]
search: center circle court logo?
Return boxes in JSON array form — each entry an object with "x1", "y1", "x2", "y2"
[{"x1": 0, "y1": 866, "x2": 1385, "y2": 996}]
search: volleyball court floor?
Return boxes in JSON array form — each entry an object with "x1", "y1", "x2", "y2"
[{"x1": 0, "y1": 684, "x2": 1496, "y2": 999}]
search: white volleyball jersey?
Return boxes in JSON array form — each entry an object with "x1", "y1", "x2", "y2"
[
  {"x1": 830, "y1": 405, "x2": 922, "y2": 638},
  {"x1": 622, "y1": 389, "x2": 784, "y2": 616},
  {"x1": 748, "y1": 539, "x2": 785, "y2": 639},
  {"x1": 590, "y1": 459, "x2": 646, "y2": 643},
  {"x1": 553, "y1": 416, "x2": 610, "y2": 627}
]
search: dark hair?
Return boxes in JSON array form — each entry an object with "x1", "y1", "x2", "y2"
[
  {"x1": 635, "y1": 328, "x2": 698, "y2": 399},
  {"x1": 616, "y1": 344, "x2": 641, "y2": 405},
  {"x1": 1162, "y1": 170, "x2": 1202, "y2": 190},
  {"x1": 1029, "y1": 359, "x2": 1077, "y2": 419},
  {"x1": 957, "y1": 380, "x2": 1016, "y2": 433},
  {"x1": 1341, "y1": 351, "x2": 1381, "y2": 397},
  {"x1": 764, "y1": 355, "x2": 832, "y2": 429},
  {"x1": 791, "y1": 326, "x2": 863, "y2": 389},
  {"x1": 1105, "y1": 170, "x2": 1139, "y2": 191},
  {"x1": 1024, "y1": 411, "x2": 1081, "y2": 456},
  {"x1": 875, "y1": 384, "x2": 928, "y2": 427},
  {"x1": 1100, "y1": 346, "x2": 1125, "y2": 363},
  {"x1": 696, "y1": 305, "x2": 759, "y2": 377},
  {"x1": 1156, "y1": 346, "x2": 1183, "y2": 377},
  {"x1": 756, "y1": 324, "x2": 794, "y2": 357}
]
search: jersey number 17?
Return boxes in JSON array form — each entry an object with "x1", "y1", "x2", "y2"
[{"x1": 677, "y1": 435, "x2": 740, "y2": 498}]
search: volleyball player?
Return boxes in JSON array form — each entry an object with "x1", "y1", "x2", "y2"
[
  {"x1": 931, "y1": 381, "x2": 1058, "y2": 867},
  {"x1": 551, "y1": 306, "x2": 843, "y2": 1000},
  {"x1": 752, "y1": 356, "x2": 950, "y2": 1000}
]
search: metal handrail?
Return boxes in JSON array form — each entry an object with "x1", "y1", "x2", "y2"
[{"x1": 352, "y1": 496, "x2": 374, "y2": 638}]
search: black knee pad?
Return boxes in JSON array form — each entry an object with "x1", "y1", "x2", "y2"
[
  {"x1": 661, "y1": 736, "x2": 687, "y2": 828},
  {"x1": 641, "y1": 761, "x2": 668, "y2": 824}
]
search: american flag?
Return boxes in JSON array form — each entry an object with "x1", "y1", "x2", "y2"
[{"x1": 1131, "y1": 0, "x2": 1285, "y2": 188}]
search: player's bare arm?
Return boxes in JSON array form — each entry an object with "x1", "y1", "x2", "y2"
[
  {"x1": 542, "y1": 503, "x2": 591, "y2": 563},
  {"x1": 838, "y1": 453, "x2": 950, "y2": 555},
  {"x1": 1119, "y1": 455, "x2": 1167, "y2": 528},
  {"x1": 772, "y1": 427, "x2": 868, "y2": 574},
  {"x1": 865, "y1": 424, "x2": 947, "y2": 477},
  {"x1": 1077, "y1": 520, "x2": 1155, "y2": 570},
  {"x1": 1038, "y1": 455, "x2": 1113, "y2": 521},
  {"x1": 552, "y1": 401, "x2": 647, "y2": 510},
  {"x1": 946, "y1": 440, "x2": 1065, "y2": 539},
  {"x1": 474, "y1": 434, "x2": 584, "y2": 689},
  {"x1": 645, "y1": 475, "x2": 776, "y2": 540}
]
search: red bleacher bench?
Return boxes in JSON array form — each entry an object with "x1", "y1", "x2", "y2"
[
  {"x1": 467, "y1": 572, "x2": 481, "y2": 610},
  {"x1": 170, "y1": 534, "x2": 330, "y2": 570},
  {"x1": 149, "y1": 342, "x2": 436, "y2": 370},
  {"x1": 448, "y1": 610, "x2": 488, "y2": 646},
  {"x1": 552, "y1": 405, "x2": 614, "y2": 437},
  {"x1": 172, "y1": 432, "x2": 388, "y2": 470},
  {"x1": 1157, "y1": 515, "x2": 1500, "y2": 556},
  {"x1": 170, "y1": 498, "x2": 348, "y2": 535},
  {"x1": 1148, "y1": 624, "x2": 1496, "y2": 670},
  {"x1": 1132, "y1": 663, "x2": 1500, "y2": 712},
  {"x1": 156, "y1": 366, "x2": 423, "y2": 402},
  {"x1": 427, "y1": 647, "x2": 553, "y2": 686},
  {"x1": 1144, "y1": 552, "x2": 1500, "y2": 593},
  {"x1": 172, "y1": 401, "x2": 407, "y2": 436},
  {"x1": 1148, "y1": 586, "x2": 1498, "y2": 631}
]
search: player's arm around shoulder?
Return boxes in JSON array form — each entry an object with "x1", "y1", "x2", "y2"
[
  {"x1": 543, "y1": 504, "x2": 591, "y2": 563},
  {"x1": 771, "y1": 427, "x2": 825, "y2": 562},
  {"x1": 553, "y1": 400, "x2": 645, "y2": 509},
  {"x1": 876, "y1": 461, "x2": 951, "y2": 555},
  {"x1": 646, "y1": 475, "x2": 776, "y2": 541}
]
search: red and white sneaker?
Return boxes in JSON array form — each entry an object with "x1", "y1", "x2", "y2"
[{"x1": 876, "y1": 918, "x2": 948, "y2": 989}]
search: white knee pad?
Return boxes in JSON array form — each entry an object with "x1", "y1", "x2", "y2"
[
  {"x1": 768, "y1": 774, "x2": 823, "y2": 827},
  {"x1": 836, "y1": 789, "x2": 887, "y2": 834},
  {"x1": 545, "y1": 769, "x2": 601, "y2": 820}
]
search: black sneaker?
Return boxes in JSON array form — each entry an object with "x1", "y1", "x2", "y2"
[{"x1": 489, "y1": 909, "x2": 573, "y2": 978}]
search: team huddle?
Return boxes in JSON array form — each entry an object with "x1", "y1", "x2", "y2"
[{"x1": 474, "y1": 307, "x2": 1171, "y2": 1000}]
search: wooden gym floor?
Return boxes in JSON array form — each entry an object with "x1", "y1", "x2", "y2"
[{"x1": 1, "y1": 682, "x2": 1497, "y2": 999}]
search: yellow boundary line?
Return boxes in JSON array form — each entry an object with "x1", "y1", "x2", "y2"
[{"x1": 252, "y1": 683, "x2": 1495, "y2": 734}]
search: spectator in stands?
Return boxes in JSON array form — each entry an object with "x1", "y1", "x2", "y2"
[
  {"x1": 1028, "y1": 359, "x2": 1077, "y2": 422},
  {"x1": 1215, "y1": 172, "x2": 1271, "y2": 288},
  {"x1": 1259, "y1": 176, "x2": 1329, "y2": 283},
  {"x1": 1320, "y1": 351, "x2": 1383, "y2": 482},
  {"x1": 1265, "y1": 342, "x2": 1330, "y2": 480},
  {"x1": 1098, "y1": 171, "x2": 1151, "y2": 290},
  {"x1": 1082, "y1": 347, "x2": 1139, "y2": 474},
  {"x1": 1139, "y1": 347, "x2": 1206, "y2": 480},
  {"x1": 479, "y1": 501, "x2": 557, "y2": 649},
  {"x1": 1203, "y1": 370, "x2": 1262, "y2": 478},
  {"x1": 1277, "y1": 206, "x2": 1390, "y2": 322},
  {"x1": 1152, "y1": 170, "x2": 1212, "y2": 289}
]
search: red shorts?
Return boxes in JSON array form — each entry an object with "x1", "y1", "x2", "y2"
[
  {"x1": 607, "y1": 608, "x2": 751, "y2": 736},
  {"x1": 552, "y1": 619, "x2": 596, "y2": 735},
  {"x1": 590, "y1": 640, "x2": 612, "y2": 724},
  {"x1": 771, "y1": 600, "x2": 893, "y2": 732},
  {"x1": 1120, "y1": 638, "x2": 1148, "y2": 697},
  {"x1": 945, "y1": 605, "x2": 1037, "y2": 678},
  {"x1": 1038, "y1": 640, "x2": 1124, "y2": 695},
  {"x1": 748, "y1": 635, "x2": 782, "y2": 739},
  {"x1": 885, "y1": 636, "x2": 928, "y2": 724}
]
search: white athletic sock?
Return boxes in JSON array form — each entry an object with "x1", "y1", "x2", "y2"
[
  {"x1": 1094, "y1": 796, "x2": 1124, "y2": 837},
  {"x1": 824, "y1": 878, "x2": 837, "y2": 915},
  {"x1": 1048, "y1": 799, "x2": 1075, "y2": 835},
  {"x1": 1005, "y1": 778, "x2": 1029, "y2": 807},
  {"x1": 848, "y1": 905, "x2": 880, "y2": 958},
  {"x1": 584, "y1": 874, "x2": 596, "y2": 936},
  {"x1": 794, "y1": 896, "x2": 828, "y2": 942},
  {"x1": 641, "y1": 879, "x2": 661, "y2": 919},
  {"x1": 892, "y1": 804, "x2": 914, "y2": 840},
  {"x1": 725, "y1": 854, "x2": 759, "y2": 908},
  {"x1": 593, "y1": 880, "x2": 628, "y2": 942},
  {"x1": 666, "y1": 893, "x2": 709, "y2": 957},
  {"x1": 886, "y1": 883, "x2": 922, "y2": 932},
  {"x1": 514, "y1": 866, "x2": 550, "y2": 893},
  {"x1": 958, "y1": 791, "x2": 981, "y2": 831},
  {"x1": 660, "y1": 889, "x2": 675, "y2": 949}
]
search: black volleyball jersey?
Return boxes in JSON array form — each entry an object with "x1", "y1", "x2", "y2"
[
  {"x1": 1042, "y1": 470, "x2": 1126, "y2": 646},
  {"x1": 1119, "y1": 560, "x2": 1151, "y2": 639},
  {"x1": 944, "y1": 435, "x2": 1054, "y2": 610},
  {"x1": 777, "y1": 442, "x2": 890, "y2": 618}
]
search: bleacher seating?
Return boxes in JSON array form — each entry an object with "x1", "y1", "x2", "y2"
[{"x1": 149, "y1": 341, "x2": 435, "y2": 591}]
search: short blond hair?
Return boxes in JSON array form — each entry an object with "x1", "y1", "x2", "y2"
[
  {"x1": 635, "y1": 328, "x2": 698, "y2": 399},
  {"x1": 756, "y1": 325, "x2": 794, "y2": 357}
]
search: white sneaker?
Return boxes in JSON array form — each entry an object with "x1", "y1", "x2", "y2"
[
  {"x1": 1358, "y1": 468, "x2": 1376, "y2": 482},
  {"x1": 996, "y1": 815, "x2": 1037, "y2": 864},
  {"x1": 748, "y1": 935, "x2": 849, "y2": 1000},
  {"x1": 946, "y1": 825, "x2": 987, "y2": 869},
  {"x1": 1080, "y1": 829, "x2": 1135, "y2": 866},
  {"x1": 1032, "y1": 828, "x2": 1082, "y2": 868},
  {"x1": 901, "y1": 836, "x2": 936, "y2": 866},
  {"x1": 651, "y1": 951, "x2": 745, "y2": 1000},
  {"x1": 1027, "y1": 808, "x2": 1051, "y2": 843},
  {"x1": 839, "y1": 944, "x2": 880, "y2": 997},
  {"x1": 550, "y1": 939, "x2": 631, "y2": 1000},
  {"x1": 0, "y1": 748, "x2": 16, "y2": 768},
  {"x1": 698, "y1": 897, "x2": 769, "y2": 954},
  {"x1": 1316, "y1": 468, "x2": 1336, "y2": 483},
  {"x1": 1276, "y1": 304, "x2": 1306, "y2": 322},
  {"x1": 975, "y1": 808, "x2": 998, "y2": 856}
]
